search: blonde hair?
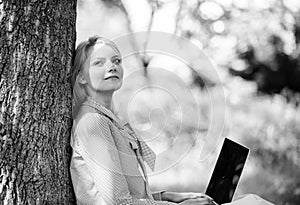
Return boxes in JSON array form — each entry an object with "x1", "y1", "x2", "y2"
[{"x1": 71, "y1": 36, "x2": 121, "y2": 118}]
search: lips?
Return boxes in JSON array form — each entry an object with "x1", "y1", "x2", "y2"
[{"x1": 104, "y1": 75, "x2": 119, "y2": 80}]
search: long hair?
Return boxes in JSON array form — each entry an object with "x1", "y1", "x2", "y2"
[{"x1": 71, "y1": 36, "x2": 121, "y2": 118}]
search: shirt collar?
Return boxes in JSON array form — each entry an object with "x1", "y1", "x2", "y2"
[
  {"x1": 83, "y1": 97, "x2": 157, "y2": 171},
  {"x1": 84, "y1": 97, "x2": 124, "y2": 129}
]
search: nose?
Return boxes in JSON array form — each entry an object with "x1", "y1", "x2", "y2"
[{"x1": 108, "y1": 63, "x2": 117, "y2": 72}]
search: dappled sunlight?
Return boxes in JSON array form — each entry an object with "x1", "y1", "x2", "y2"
[
  {"x1": 199, "y1": 1, "x2": 224, "y2": 21},
  {"x1": 76, "y1": 0, "x2": 300, "y2": 203}
]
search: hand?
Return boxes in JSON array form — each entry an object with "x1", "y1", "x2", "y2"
[
  {"x1": 178, "y1": 197, "x2": 214, "y2": 205},
  {"x1": 162, "y1": 192, "x2": 213, "y2": 203}
]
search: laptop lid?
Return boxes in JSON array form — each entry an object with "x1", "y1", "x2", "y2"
[{"x1": 205, "y1": 138, "x2": 249, "y2": 205}]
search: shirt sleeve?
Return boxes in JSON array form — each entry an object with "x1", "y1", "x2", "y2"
[
  {"x1": 74, "y1": 112, "x2": 177, "y2": 205},
  {"x1": 152, "y1": 191, "x2": 166, "y2": 201}
]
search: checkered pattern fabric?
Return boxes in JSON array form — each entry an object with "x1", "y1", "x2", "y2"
[
  {"x1": 70, "y1": 97, "x2": 176, "y2": 205},
  {"x1": 123, "y1": 123, "x2": 156, "y2": 171}
]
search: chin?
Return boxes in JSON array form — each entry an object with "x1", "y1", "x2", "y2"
[
  {"x1": 102, "y1": 84, "x2": 123, "y2": 92},
  {"x1": 114, "y1": 82, "x2": 123, "y2": 90}
]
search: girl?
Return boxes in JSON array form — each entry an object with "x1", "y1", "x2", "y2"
[
  {"x1": 70, "y1": 36, "x2": 213, "y2": 205},
  {"x1": 69, "y1": 36, "x2": 274, "y2": 205}
]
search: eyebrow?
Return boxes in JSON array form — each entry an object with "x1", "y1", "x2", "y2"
[
  {"x1": 92, "y1": 55, "x2": 120, "y2": 61},
  {"x1": 91, "y1": 57, "x2": 106, "y2": 61},
  {"x1": 111, "y1": 55, "x2": 121, "y2": 59}
]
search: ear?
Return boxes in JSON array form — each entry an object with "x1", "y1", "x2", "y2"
[{"x1": 77, "y1": 72, "x2": 87, "y2": 85}]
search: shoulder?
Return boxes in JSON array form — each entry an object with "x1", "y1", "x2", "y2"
[
  {"x1": 74, "y1": 105, "x2": 111, "y2": 132},
  {"x1": 72, "y1": 105, "x2": 118, "y2": 148}
]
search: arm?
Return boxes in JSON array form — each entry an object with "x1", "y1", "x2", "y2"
[
  {"x1": 74, "y1": 112, "x2": 177, "y2": 205},
  {"x1": 158, "y1": 192, "x2": 213, "y2": 203},
  {"x1": 152, "y1": 191, "x2": 166, "y2": 201}
]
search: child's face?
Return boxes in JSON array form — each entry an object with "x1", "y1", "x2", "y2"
[{"x1": 81, "y1": 43, "x2": 123, "y2": 95}]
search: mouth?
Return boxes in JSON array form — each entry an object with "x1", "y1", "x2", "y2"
[{"x1": 104, "y1": 76, "x2": 119, "y2": 80}]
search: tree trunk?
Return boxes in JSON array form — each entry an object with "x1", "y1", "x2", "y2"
[{"x1": 0, "y1": 0, "x2": 76, "y2": 204}]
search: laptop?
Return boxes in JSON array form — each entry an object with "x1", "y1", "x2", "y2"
[{"x1": 205, "y1": 138, "x2": 250, "y2": 205}]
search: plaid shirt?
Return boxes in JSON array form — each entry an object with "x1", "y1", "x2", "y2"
[{"x1": 70, "y1": 97, "x2": 176, "y2": 205}]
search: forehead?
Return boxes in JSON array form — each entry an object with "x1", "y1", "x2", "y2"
[{"x1": 90, "y1": 43, "x2": 120, "y2": 59}]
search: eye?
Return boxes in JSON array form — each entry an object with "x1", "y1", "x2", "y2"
[
  {"x1": 113, "y1": 58, "x2": 122, "y2": 65},
  {"x1": 93, "y1": 59, "x2": 105, "y2": 66}
]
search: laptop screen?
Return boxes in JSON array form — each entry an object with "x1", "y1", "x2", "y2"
[{"x1": 205, "y1": 138, "x2": 249, "y2": 204}]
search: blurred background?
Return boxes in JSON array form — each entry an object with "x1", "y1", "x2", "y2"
[{"x1": 76, "y1": 0, "x2": 300, "y2": 204}]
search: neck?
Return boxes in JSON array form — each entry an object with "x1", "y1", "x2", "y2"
[{"x1": 87, "y1": 90, "x2": 114, "y2": 111}]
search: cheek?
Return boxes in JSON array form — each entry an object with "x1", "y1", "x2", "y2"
[
  {"x1": 119, "y1": 66, "x2": 124, "y2": 78},
  {"x1": 88, "y1": 68, "x2": 105, "y2": 85}
]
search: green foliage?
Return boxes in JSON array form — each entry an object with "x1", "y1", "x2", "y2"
[
  {"x1": 77, "y1": 0, "x2": 300, "y2": 204},
  {"x1": 227, "y1": 94, "x2": 300, "y2": 204}
]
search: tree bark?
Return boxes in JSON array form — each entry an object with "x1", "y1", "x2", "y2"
[{"x1": 0, "y1": 0, "x2": 76, "y2": 204}]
